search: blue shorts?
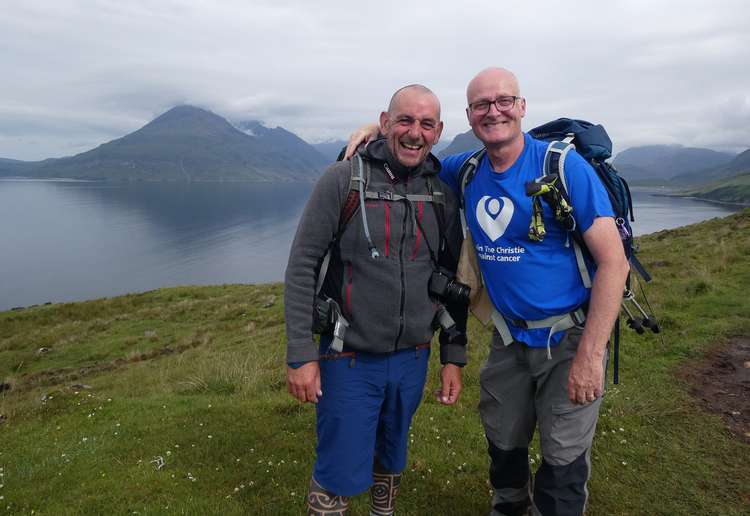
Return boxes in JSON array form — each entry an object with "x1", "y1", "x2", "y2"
[{"x1": 313, "y1": 340, "x2": 430, "y2": 497}]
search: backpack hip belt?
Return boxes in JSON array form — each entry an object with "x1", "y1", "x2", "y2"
[{"x1": 491, "y1": 306, "x2": 587, "y2": 359}]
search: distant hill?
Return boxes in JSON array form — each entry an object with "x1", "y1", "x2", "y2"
[
  {"x1": 431, "y1": 139, "x2": 450, "y2": 155},
  {"x1": 438, "y1": 129, "x2": 482, "y2": 158},
  {"x1": 613, "y1": 145, "x2": 734, "y2": 183},
  {"x1": 0, "y1": 106, "x2": 327, "y2": 182},
  {"x1": 680, "y1": 172, "x2": 750, "y2": 205},
  {"x1": 311, "y1": 141, "x2": 347, "y2": 163},
  {"x1": 0, "y1": 157, "x2": 37, "y2": 176},
  {"x1": 232, "y1": 119, "x2": 329, "y2": 175},
  {"x1": 671, "y1": 148, "x2": 750, "y2": 185}
]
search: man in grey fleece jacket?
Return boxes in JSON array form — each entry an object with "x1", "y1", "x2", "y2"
[{"x1": 284, "y1": 84, "x2": 467, "y2": 515}]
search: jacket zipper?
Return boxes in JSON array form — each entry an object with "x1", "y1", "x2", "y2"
[{"x1": 394, "y1": 182, "x2": 408, "y2": 350}]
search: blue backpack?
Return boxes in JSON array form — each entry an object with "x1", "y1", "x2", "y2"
[
  {"x1": 528, "y1": 118, "x2": 650, "y2": 282},
  {"x1": 458, "y1": 118, "x2": 659, "y2": 383}
]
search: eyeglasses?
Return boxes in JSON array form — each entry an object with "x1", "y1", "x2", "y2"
[{"x1": 468, "y1": 96, "x2": 521, "y2": 115}]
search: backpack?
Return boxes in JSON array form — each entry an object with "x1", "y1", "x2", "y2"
[{"x1": 458, "y1": 119, "x2": 659, "y2": 383}]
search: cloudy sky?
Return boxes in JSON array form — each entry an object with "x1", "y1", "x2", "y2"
[{"x1": 2, "y1": 0, "x2": 748, "y2": 160}]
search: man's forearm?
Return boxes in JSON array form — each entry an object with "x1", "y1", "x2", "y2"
[{"x1": 576, "y1": 258, "x2": 629, "y2": 359}]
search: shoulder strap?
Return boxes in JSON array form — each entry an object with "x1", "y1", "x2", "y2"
[
  {"x1": 316, "y1": 156, "x2": 371, "y2": 295},
  {"x1": 543, "y1": 140, "x2": 593, "y2": 289},
  {"x1": 353, "y1": 154, "x2": 380, "y2": 258},
  {"x1": 424, "y1": 174, "x2": 446, "y2": 255},
  {"x1": 458, "y1": 148, "x2": 486, "y2": 237}
]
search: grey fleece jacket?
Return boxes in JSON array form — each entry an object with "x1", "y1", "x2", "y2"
[{"x1": 284, "y1": 139, "x2": 467, "y2": 365}]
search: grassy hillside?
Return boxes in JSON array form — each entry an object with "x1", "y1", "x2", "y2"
[
  {"x1": 690, "y1": 172, "x2": 750, "y2": 205},
  {"x1": 1, "y1": 211, "x2": 749, "y2": 515}
]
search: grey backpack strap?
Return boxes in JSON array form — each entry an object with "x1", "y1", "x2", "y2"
[
  {"x1": 315, "y1": 251, "x2": 331, "y2": 295},
  {"x1": 458, "y1": 148, "x2": 486, "y2": 237},
  {"x1": 543, "y1": 141, "x2": 592, "y2": 289},
  {"x1": 316, "y1": 158, "x2": 360, "y2": 293},
  {"x1": 353, "y1": 154, "x2": 380, "y2": 259}
]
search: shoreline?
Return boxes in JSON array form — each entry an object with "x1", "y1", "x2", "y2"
[{"x1": 651, "y1": 191, "x2": 750, "y2": 208}]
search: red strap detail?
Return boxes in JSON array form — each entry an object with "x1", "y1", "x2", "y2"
[
  {"x1": 411, "y1": 201, "x2": 424, "y2": 260},
  {"x1": 345, "y1": 262, "x2": 353, "y2": 316},
  {"x1": 339, "y1": 191, "x2": 360, "y2": 230}
]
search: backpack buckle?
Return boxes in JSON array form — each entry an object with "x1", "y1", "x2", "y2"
[{"x1": 377, "y1": 191, "x2": 394, "y2": 201}]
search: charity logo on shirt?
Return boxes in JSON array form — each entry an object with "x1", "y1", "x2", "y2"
[
  {"x1": 475, "y1": 196, "x2": 514, "y2": 241},
  {"x1": 473, "y1": 195, "x2": 526, "y2": 264}
]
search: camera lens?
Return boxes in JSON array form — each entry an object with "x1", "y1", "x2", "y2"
[{"x1": 446, "y1": 281, "x2": 470, "y2": 305}]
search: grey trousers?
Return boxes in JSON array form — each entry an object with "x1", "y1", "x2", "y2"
[{"x1": 478, "y1": 327, "x2": 606, "y2": 516}]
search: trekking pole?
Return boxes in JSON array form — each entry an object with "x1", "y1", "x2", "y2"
[
  {"x1": 613, "y1": 317, "x2": 620, "y2": 385},
  {"x1": 624, "y1": 289, "x2": 660, "y2": 334},
  {"x1": 620, "y1": 299, "x2": 644, "y2": 334}
]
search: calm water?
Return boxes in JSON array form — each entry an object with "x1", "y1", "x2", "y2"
[
  {"x1": 0, "y1": 181, "x2": 742, "y2": 311},
  {"x1": 0, "y1": 180, "x2": 312, "y2": 311}
]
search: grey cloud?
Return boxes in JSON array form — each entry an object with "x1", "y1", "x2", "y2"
[{"x1": 1, "y1": 0, "x2": 749, "y2": 159}]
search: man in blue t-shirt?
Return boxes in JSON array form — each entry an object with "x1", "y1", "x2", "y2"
[
  {"x1": 438, "y1": 67, "x2": 628, "y2": 516},
  {"x1": 347, "y1": 67, "x2": 629, "y2": 516}
]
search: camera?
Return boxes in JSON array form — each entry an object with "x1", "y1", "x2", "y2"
[
  {"x1": 312, "y1": 296, "x2": 334, "y2": 334},
  {"x1": 429, "y1": 268, "x2": 471, "y2": 306}
]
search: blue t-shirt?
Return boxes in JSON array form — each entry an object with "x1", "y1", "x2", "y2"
[{"x1": 440, "y1": 133, "x2": 614, "y2": 347}]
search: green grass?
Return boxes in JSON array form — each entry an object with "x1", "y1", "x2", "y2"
[
  {"x1": 1, "y1": 211, "x2": 749, "y2": 515},
  {"x1": 688, "y1": 172, "x2": 750, "y2": 205}
]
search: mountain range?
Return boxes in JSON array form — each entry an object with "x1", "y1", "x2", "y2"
[
  {"x1": 0, "y1": 107, "x2": 747, "y2": 200},
  {"x1": 0, "y1": 106, "x2": 329, "y2": 182},
  {"x1": 612, "y1": 145, "x2": 736, "y2": 184}
]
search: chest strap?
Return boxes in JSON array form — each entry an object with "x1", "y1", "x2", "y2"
[
  {"x1": 363, "y1": 190, "x2": 444, "y2": 204},
  {"x1": 491, "y1": 307, "x2": 586, "y2": 359}
]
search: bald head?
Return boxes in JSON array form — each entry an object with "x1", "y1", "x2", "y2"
[
  {"x1": 388, "y1": 84, "x2": 441, "y2": 119},
  {"x1": 465, "y1": 67, "x2": 526, "y2": 150},
  {"x1": 467, "y1": 67, "x2": 521, "y2": 102},
  {"x1": 379, "y1": 83, "x2": 443, "y2": 168}
]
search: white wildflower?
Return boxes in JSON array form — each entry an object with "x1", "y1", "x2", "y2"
[{"x1": 150, "y1": 456, "x2": 165, "y2": 470}]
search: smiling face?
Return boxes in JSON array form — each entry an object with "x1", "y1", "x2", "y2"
[
  {"x1": 466, "y1": 68, "x2": 526, "y2": 148},
  {"x1": 379, "y1": 86, "x2": 443, "y2": 168}
]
